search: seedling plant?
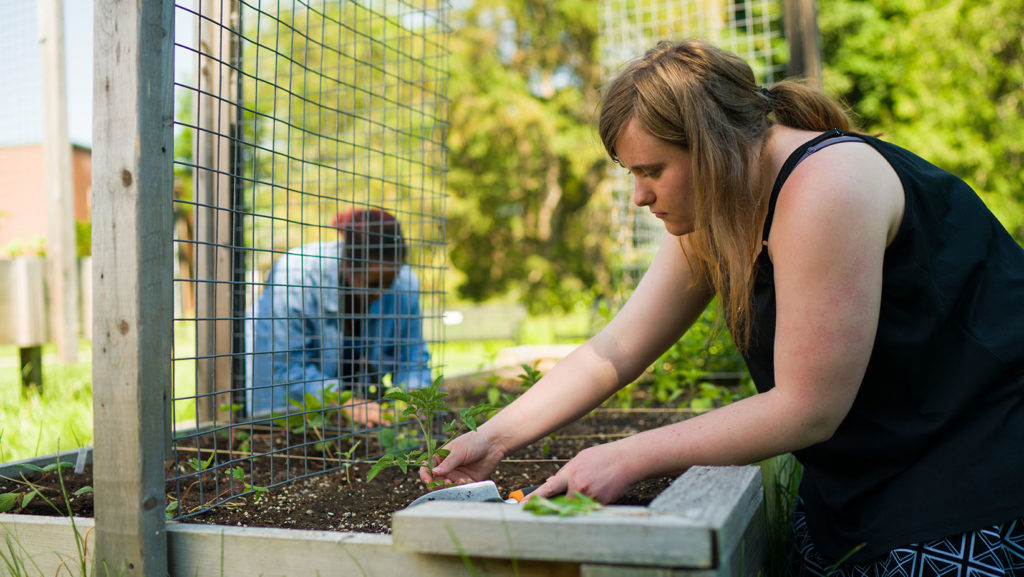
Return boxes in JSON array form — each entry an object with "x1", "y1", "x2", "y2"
[
  {"x1": 367, "y1": 376, "x2": 495, "y2": 488},
  {"x1": 474, "y1": 362, "x2": 543, "y2": 411},
  {"x1": 0, "y1": 456, "x2": 92, "y2": 576},
  {"x1": 0, "y1": 461, "x2": 92, "y2": 515},
  {"x1": 166, "y1": 452, "x2": 269, "y2": 519}
]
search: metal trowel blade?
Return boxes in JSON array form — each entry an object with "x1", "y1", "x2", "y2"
[{"x1": 406, "y1": 480, "x2": 503, "y2": 508}]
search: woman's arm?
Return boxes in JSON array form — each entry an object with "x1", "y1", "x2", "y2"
[
  {"x1": 530, "y1": 142, "x2": 905, "y2": 502},
  {"x1": 426, "y1": 234, "x2": 714, "y2": 485}
]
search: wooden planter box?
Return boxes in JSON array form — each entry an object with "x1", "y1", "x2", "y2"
[{"x1": 0, "y1": 450, "x2": 765, "y2": 577}]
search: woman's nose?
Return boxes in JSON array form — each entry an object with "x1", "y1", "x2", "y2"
[{"x1": 633, "y1": 180, "x2": 654, "y2": 207}]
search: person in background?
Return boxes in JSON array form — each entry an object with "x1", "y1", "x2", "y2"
[
  {"x1": 247, "y1": 208, "x2": 431, "y2": 425},
  {"x1": 424, "y1": 39, "x2": 1024, "y2": 576}
]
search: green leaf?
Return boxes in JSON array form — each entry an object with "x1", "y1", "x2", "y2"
[
  {"x1": 43, "y1": 461, "x2": 73, "y2": 474},
  {"x1": 73, "y1": 486, "x2": 93, "y2": 496},
  {"x1": 523, "y1": 492, "x2": 602, "y2": 517},
  {"x1": 367, "y1": 457, "x2": 395, "y2": 483},
  {"x1": 218, "y1": 402, "x2": 244, "y2": 414},
  {"x1": 384, "y1": 388, "x2": 411, "y2": 403},
  {"x1": 689, "y1": 397, "x2": 713, "y2": 410},
  {"x1": 21, "y1": 492, "x2": 37, "y2": 509},
  {"x1": 303, "y1": 393, "x2": 324, "y2": 411},
  {"x1": 341, "y1": 440, "x2": 362, "y2": 459},
  {"x1": 250, "y1": 485, "x2": 269, "y2": 503},
  {"x1": 323, "y1": 389, "x2": 352, "y2": 407},
  {"x1": 378, "y1": 428, "x2": 396, "y2": 451},
  {"x1": 0, "y1": 493, "x2": 18, "y2": 513}
]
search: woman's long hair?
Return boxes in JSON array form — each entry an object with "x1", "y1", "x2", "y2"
[{"x1": 599, "y1": 39, "x2": 853, "y2": 349}]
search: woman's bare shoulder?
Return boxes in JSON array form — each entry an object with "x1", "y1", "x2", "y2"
[{"x1": 769, "y1": 131, "x2": 904, "y2": 250}]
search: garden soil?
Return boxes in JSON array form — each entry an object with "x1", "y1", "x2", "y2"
[{"x1": 4, "y1": 388, "x2": 696, "y2": 535}]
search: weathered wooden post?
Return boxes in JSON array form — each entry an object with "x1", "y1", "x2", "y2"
[
  {"x1": 92, "y1": 0, "x2": 174, "y2": 574},
  {"x1": 0, "y1": 258, "x2": 47, "y2": 391},
  {"x1": 193, "y1": 0, "x2": 240, "y2": 426},
  {"x1": 784, "y1": 0, "x2": 823, "y2": 88},
  {"x1": 39, "y1": 0, "x2": 80, "y2": 364}
]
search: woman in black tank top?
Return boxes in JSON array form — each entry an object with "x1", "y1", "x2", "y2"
[{"x1": 425, "y1": 40, "x2": 1024, "y2": 576}]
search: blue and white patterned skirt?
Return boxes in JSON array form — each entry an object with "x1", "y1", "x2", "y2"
[{"x1": 788, "y1": 500, "x2": 1024, "y2": 576}]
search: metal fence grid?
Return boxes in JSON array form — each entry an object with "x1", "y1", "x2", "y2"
[
  {"x1": 169, "y1": 0, "x2": 449, "y2": 519},
  {"x1": 600, "y1": 0, "x2": 785, "y2": 295},
  {"x1": 0, "y1": 1, "x2": 42, "y2": 150}
]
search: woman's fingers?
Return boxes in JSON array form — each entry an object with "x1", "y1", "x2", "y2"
[{"x1": 526, "y1": 474, "x2": 569, "y2": 502}]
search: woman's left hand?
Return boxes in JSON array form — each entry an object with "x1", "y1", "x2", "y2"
[{"x1": 528, "y1": 439, "x2": 639, "y2": 504}]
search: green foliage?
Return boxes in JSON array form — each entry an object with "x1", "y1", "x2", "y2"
[
  {"x1": 759, "y1": 454, "x2": 804, "y2": 576},
  {"x1": 367, "y1": 377, "x2": 495, "y2": 487},
  {"x1": 0, "y1": 456, "x2": 92, "y2": 576},
  {"x1": 230, "y1": 466, "x2": 269, "y2": 503},
  {"x1": 234, "y1": 3, "x2": 447, "y2": 278},
  {"x1": 474, "y1": 362, "x2": 543, "y2": 415},
  {"x1": 271, "y1": 390, "x2": 353, "y2": 457},
  {"x1": 0, "y1": 236, "x2": 46, "y2": 258},
  {"x1": 0, "y1": 460, "x2": 89, "y2": 517},
  {"x1": 169, "y1": 458, "x2": 269, "y2": 518},
  {"x1": 523, "y1": 491, "x2": 602, "y2": 517},
  {"x1": 610, "y1": 300, "x2": 753, "y2": 409},
  {"x1": 0, "y1": 342, "x2": 93, "y2": 462},
  {"x1": 820, "y1": 0, "x2": 1024, "y2": 241},
  {"x1": 446, "y1": 0, "x2": 612, "y2": 311},
  {"x1": 74, "y1": 222, "x2": 91, "y2": 257}
]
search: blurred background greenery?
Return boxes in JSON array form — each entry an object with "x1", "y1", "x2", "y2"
[{"x1": 2, "y1": 0, "x2": 1022, "y2": 461}]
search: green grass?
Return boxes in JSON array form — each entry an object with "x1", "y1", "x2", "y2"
[
  {"x1": 0, "y1": 341, "x2": 93, "y2": 462},
  {"x1": 434, "y1": 307, "x2": 595, "y2": 377}
]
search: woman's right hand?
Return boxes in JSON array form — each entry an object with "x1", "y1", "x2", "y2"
[{"x1": 419, "y1": 429, "x2": 506, "y2": 486}]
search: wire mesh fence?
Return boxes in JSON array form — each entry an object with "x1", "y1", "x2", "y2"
[
  {"x1": 169, "y1": 0, "x2": 449, "y2": 519},
  {"x1": 599, "y1": 0, "x2": 786, "y2": 296}
]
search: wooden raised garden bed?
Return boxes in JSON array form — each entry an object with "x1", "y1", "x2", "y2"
[
  {"x1": 0, "y1": 457, "x2": 764, "y2": 576},
  {"x1": 0, "y1": 407, "x2": 766, "y2": 576}
]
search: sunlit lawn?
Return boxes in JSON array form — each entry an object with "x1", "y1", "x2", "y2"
[
  {"x1": 0, "y1": 341, "x2": 93, "y2": 462},
  {"x1": 0, "y1": 308, "x2": 594, "y2": 462}
]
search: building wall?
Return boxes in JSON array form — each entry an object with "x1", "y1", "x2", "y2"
[{"x1": 0, "y1": 144, "x2": 92, "y2": 252}]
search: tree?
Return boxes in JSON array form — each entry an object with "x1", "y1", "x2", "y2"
[
  {"x1": 445, "y1": 0, "x2": 613, "y2": 311},
  {"x1": 820, "y1": 0, "x2": 1024, "y2": 240}
]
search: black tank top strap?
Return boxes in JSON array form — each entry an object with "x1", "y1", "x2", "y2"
[{"x1": 760, "y1": 128, "x2": 864, "y2": 246}]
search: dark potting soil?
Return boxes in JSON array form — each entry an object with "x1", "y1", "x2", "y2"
[{"x1": 3, "y1": 408, "x2": 691, "y2": 535}]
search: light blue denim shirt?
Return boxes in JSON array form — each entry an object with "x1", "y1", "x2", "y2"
[{"x1": 245, "y1": 241, "x2": 431, "y2": 416}]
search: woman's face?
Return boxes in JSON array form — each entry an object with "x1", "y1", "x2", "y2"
[{"x1": 614, "y1": 118, "x2": 695, "y2": 236}]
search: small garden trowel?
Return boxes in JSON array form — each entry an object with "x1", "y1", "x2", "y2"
[{"x1": 406, "y1": 480, "x2": 537, "y2": 508}]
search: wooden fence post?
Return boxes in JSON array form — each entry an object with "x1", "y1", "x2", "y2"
[
  {"x1": 784, "y1": 0, "x2": 823, "y2": 88},
  {"x1": 92, "y1": 0, "x2": 174, "y2": 574},
  {"x1": 39, "y1": 0, "x2": 80, "y2": 364},
  {"x1": 194, "y1": 0, "x2": 240, "y2": 426}
]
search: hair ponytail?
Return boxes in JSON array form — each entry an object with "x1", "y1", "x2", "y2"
[{"x1": 767, "y1": 79, "x2": 855, "y2": 133}]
